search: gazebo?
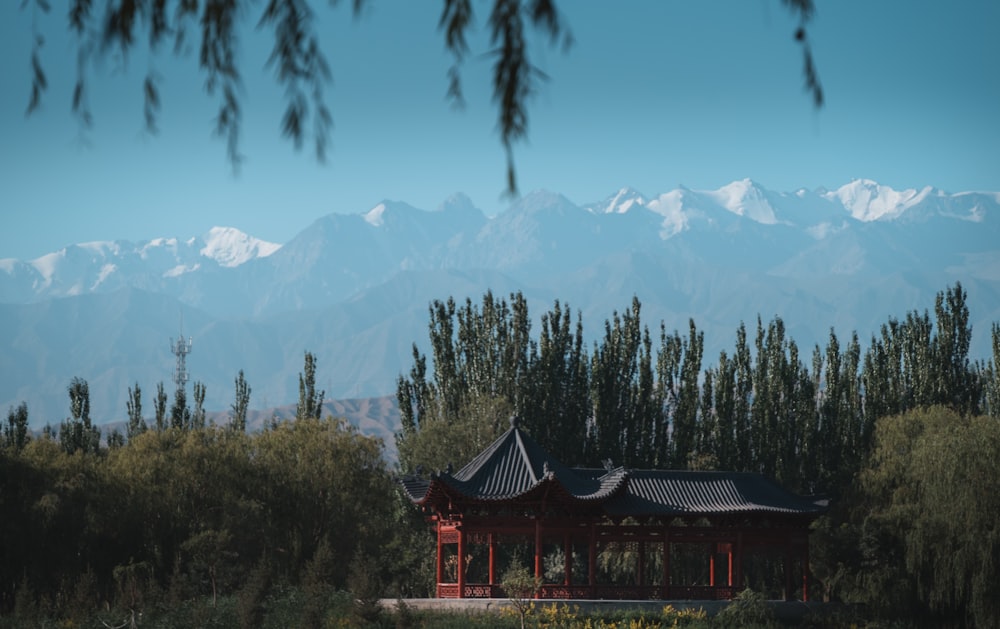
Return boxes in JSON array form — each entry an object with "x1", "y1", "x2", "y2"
[{"x1": 400, "y1": 418, "x2": 827, "y2": 601}]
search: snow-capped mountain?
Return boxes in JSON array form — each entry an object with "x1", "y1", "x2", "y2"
[
  {"x1": 586, "y1": 187, "x2": 649, "y2": 214},
  {"x1": 2, "y1": 179, "x2": 998, "y2": 429},
  {"x1": 0, "y1": 228, "x2": 281, "y2": 303},
  {"x1": 200, "y1": 226, "x2": 281, "y2": 267}
]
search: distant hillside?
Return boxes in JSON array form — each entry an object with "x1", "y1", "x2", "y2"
[{"x1": 2, "y1": 180, "x2": 998, "y2": 437}]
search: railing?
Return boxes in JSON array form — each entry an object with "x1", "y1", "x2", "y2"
[
  {"x1": 436, "y1": 583, "x2": 460, "y2": 598},
  {"x1": 464, "y1": 584, "x2": 503, "y2": 598},
  {"x1": 538, "y1": 585, "x2": 593, "y2": 599},
  {"x1": 667, "y1": 585, "x2": 736, "y2": 600},
  {"x1": 437, "y1": 583, "x2": 738, "y2": 600}
]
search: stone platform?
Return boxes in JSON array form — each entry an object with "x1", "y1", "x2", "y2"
[{"x1": 380, "y1": 598, "x2": 835, "y2": 621}]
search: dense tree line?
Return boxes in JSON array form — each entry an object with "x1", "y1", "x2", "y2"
[
  {"x1": 397, "y1": 283, "x2": 1000, "y2": 626},
  {"x1": 3, "y1": 284, "x2": 999, "y2": 626},
  {"x1": 397, "y1": 284, "x2": 997, "y2": 492},
  {"x1": 0, "y1": 353, "x2": 429, "y2": 626},
  {"x1": 834, "y1": 406, "x2": 1000, "y2": 627}
]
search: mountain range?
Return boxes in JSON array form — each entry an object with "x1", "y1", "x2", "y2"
[{"x1": 3, "y1": 179, "x2": 999, "y2": 447}]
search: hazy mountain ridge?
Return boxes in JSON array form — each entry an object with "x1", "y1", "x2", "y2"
[{"x1": 2, "y1": 179, "x2": 999, "y2": 433}]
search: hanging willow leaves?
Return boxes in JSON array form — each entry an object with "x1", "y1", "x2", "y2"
[{"x1": 20, "y1": 1, "x2": 820, "y2": 195}]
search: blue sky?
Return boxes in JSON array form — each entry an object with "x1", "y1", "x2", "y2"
[{"x1": 1, "y1": 0, "x2": 998, "y2": 260}]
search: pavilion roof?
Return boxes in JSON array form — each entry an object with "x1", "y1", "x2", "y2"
[
  {"x1": 605, "y1": 470, "x2": 826, "y2": 517},
  {"x1": 401, "y1": 421, "x2": 627, "y2": 506},
  {"x1": 400, "y1": 421, "x2": 826, "y2": 519}
]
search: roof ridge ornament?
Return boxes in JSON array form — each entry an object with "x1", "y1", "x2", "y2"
[{"x1": 509, "y1": 414, "x2": 521, "y2": 429}]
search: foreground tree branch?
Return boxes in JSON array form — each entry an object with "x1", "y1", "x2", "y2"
[{"x1": 20, "y1": 0, "x2": 822, "y2": 196}]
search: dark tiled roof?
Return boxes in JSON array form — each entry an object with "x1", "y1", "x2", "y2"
[
  {"x1": 603, "y1": 470, "x2": 826, "y2": 517},
  {"x1": 399, "y1": 475, "x2": 432, "y2": 503},
  {"x1": 401, "y1": 425, "x2": 825, "y2": 518},
  {"x1": 403, "y1": 424, "x2": 626, "y2": 505}
]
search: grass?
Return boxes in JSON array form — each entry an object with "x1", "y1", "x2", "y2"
[{"x1": 0, "y1": 588, "x2": 870, "y2": 629}]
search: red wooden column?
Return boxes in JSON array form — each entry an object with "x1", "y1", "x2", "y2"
[
  {"x1": 457, "y1": 526, "x2": 466, "y2": 598},
  {"x1": 488, "y1": 532, "x2": 496, "y2": 589},
  {"x1": 436, "y1": 521, "x2": 444, "y2": 595},
  {"x1": 727, "y1": 544, "x2": 733, "y2": 587},
  {"x1": 534, "y1": 519, "x2": 542, "y2": 597},
  {"x1": 709, "y1": 542, "x2": 716, "y2": 588}
]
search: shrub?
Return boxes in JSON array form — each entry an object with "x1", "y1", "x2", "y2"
[{"x1": 714, "y1": 588, "x2": 778, "y2": 629}]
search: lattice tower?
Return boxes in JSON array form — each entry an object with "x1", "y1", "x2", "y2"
[{"x1": 171, "y1": 323, "x2": 193, "y2": 390}]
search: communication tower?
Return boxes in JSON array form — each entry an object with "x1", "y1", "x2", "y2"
[{"x1": 171, "y1": 318, "x2": 193, "y2": 390}]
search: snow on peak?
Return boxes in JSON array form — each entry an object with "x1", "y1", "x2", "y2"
[
  {"x1": 364, "y1": 203, "x2": 388, "y2": 227},
  {"x1": 827, "y1": 179, "x2": 929, "y2": 222},
  {"x1": 646, "y1": 190, "x2": 690, "y2": 238},
  {"x1": 79, "y1": 240, "x2": 121, "y2": 256},
  {"x1": 200, "y1": 227, "x2": 281, "y2": 267},
  {"x1": 705, "y1": 178, "x2": 779, "y2": 224},
  {"x1": 91, "y1": 263, "x2": 117, "y2": 290},
  {"x1": 591, "y1": 187, "x2": 648, "y2": 214},
  {"x1": 139, "y1": 237, "x2": 180, "y2": 260},
  {"x1": 145, "y1": 237, "x2": 178, "y2": 249},
  {"x1": 164, "y1": 263, "x2": 201, "y2": 278},
  {"x1": 30, "y1": 250, "x2": 65, "y2": 282}
]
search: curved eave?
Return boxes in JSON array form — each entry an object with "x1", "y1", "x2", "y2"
[
  {"x1": 411, "y1": 467, "x2": 630, "y2": 511},
  {"x1": 602, "y1": 495, "x2": 828, "y2": 519},
  {"x1": 602, "y1": 471, "x2": 829, "y2": 520},
  {"x1": 399, "y1": 475, "x2": 432, "y2": 504}
]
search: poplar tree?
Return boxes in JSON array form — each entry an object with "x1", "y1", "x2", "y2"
[
  {"x1": 154, "y1": 382, "x2": 168, "y2": 432},
  {"x1": 231, "y1": 370, "x2": 251, "y2": 432},
  {"x1": 589, "y1": 297, "x2": 646, "y2": 467},
  {"x1": 60, "y1": 376, "x2": 100, "y2": 454},
  {"x1": 775, "y1": 337, "x2": 811, "y2": 490},
  {"x1": 931, "y1": 282, "x2": 975, "y2": 414},
  {"x1": 732, "y1": 323, "x2": 754, "y2": 470},
  {"x1": 840, "y1": 332, "x2": 863, "y2": 464},
  {"x1": 171, "y1": 386, "x2": 190, "y2": 430},
  {"x1": 451, "y1": 291, "x2": 532, "y2": 428},
  {"x1": 669, "y1": 319, "x2": 703, "y2": 469},
  {"x1": 524, "y1": 300, "x2": 590, "y2": 465},
  {"x1": 861, "y1": 320, "x2": 903, "y2": 433},
  {"x1": 192, "y1": 381, "x2": 207, "y2": 429},
  {"x1": 398, "y1": 292, "x2": 592, "y2": 469},
  {"x1": 711, "y1": 351, "x2": 738, "y2": 470},
  {"x1": 630, "y1": 326, "x2": 656, "y2": 467},
  {"x1": 296, "y1": 351, "x2": 325, "y2": 421},
  {"x1": 901, "y1": 309, "x2": 935, "y2": 410},
  {"x1": 654, "y1": 325, "x2": 682, "y2": 467},
  {"x1": 432, "y1": 297, "x2": 460, "y2": 421},
  {"x1": 694, "y1": 368, "x2": 717, "y2": 470},
  {"x1": 397, "y1": 348, "x2": 429, "y2": 436},
  {"x1": 749, "y1": 316, "x2": 785, "y2": 477},
  {"x1": 126, "y1": 382, "x2": 146, "y2": 442},
  {"x1": 4, "y1": 402, "x2": 29, "y2": 452},
  {"x1": 984, "y1": 323, "x2": 1000, "y2": 418}
]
